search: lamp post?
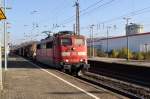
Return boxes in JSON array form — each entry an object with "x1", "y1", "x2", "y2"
[
  {"x1": 0, "y1": 0, "x2": 6, "y2": 90},
  {"x1": 145, "y1": 43, "x2": 148, "y2": 54},
  {"x1": 31, "y1": 10, "x2": 38, "y2": 40},
  {"x1": 75, "y1": 0, "x2": 80, "y2": 35},
  {"x1": 3, "y1": 0, "x2": 12, "y2": 71},
  {"x1": 3, "y1": 0, "x2": 7, "y2": 71},
  {"x1": 89, "y1": 27, "x2": 92, "y2": 57},
  {"x1": 90, "y1": 24, "x2": 95, "y2": 58},
  {"x1": 123, "y1": 17, "x2": 131, "y2": 61},
  {"x1": 106, "y1": 26, "x2": 111, "y2": 57}
]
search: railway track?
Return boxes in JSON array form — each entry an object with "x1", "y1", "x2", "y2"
[
  {"x1": 89, "y1": 68, "x2": 150, "y2": 87},
  {"x1": 24, "y1": 58, "x2": 150, "y2": 98},
  {"x1": 80, "y1": 72, "x2": 150, "y2": 99}
]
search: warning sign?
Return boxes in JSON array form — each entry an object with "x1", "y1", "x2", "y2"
[{"x1": 0, "y1": 8, "x2": 6, "y2": 20}]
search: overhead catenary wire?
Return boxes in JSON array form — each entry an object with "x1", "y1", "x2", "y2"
[
  {"x1": 97, "y1": 5, "x2": 150, "y2": 25},
  {"x1": 62, "y1": 0, "x2": 115, "y2": 24},
  {"x1": 80, "y1": 0, "x2": 115, "y2": 17},
  {"x1": 63, "y1": 1, "x2": 150, "y2": 29},
  {"x1": 61, "y1": 0, "x2": 104, "y2": 24},
  {"x1": 75, "y1": 5, "x2": 150, "y2": 31},
  {"x1": 42, "y1": 1, "x2": 150, "y2": 35},
  {"x1": 80, "y1": 0, "x2": 104, "y2": 12}
]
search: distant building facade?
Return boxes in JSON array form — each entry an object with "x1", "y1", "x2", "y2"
[
  {"x1": 87, "y1": 32, "x2": 150, "y2": 52},
  {"x1": 126, "y1": 23, "x2": 144, "y2": 36}
]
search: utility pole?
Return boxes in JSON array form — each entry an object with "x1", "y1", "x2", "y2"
[
  {"x1": 123, "y1": 17, "x2": 131, "y2": 61},
  {"x1": 90, "y1": 24, "x2": 95, "y2": 58},
  {"x1": 145, "y1": 43, "x2": 148, "y2": 54},
  {"x1": 89, "y1": 27, "x2": 92, "y2": 57},
  {"x1": 75, "y1": 0, "x2": 80, "y2": 35},
  {"x1": 0, "y1": 0, "x2": 2, "y2": 90},
  {"x1": 0, "y1": 38, "x2": 2, "y2": 90},
  {"x1": 3, "y1": 0, "x2": 8, "y2": 71},
  {"x1": 73, "y1": 24, "x2": 75, "y2": 33},
  {"x1": 106, "y1": 26, "x2": 111, "y2": 56},
  {"x1": 0, "y1": 0, "x2": 7, "y2": 90}
]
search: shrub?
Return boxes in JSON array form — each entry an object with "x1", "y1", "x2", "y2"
[
  {"x1": 118, "y1": 48, "x2": 133, "y2": 59},
  {"x1": 145, "y1": 51, "x2": 150, "y2": 60},
  {"x1": 97, "y1": 49, "x2": 107, "y2": 57},
  {"x1": 109, "y1": 49, "x2": 119, "y2": 58},
  {"x1": 133, "y1": 52, "x2": 145, "y2": 60}
]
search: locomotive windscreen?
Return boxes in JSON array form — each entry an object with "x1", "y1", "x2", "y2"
[
  {"x1": 61, "y1": 38, "x2": 72, "y2": 45},
  {"x1": 74, "y1": 38, "x2": 85, "y2": 45}
]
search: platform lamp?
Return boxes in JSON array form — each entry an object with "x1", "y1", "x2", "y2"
[
  {"x1": 106, "y1": 26, "x2": 111, "y2": 57},
  {"x1": 90, "y1": 24, "x2": 95, "y2": 58},
  {"x1": 0, "y1": 7, "x2": 6, "y2": 90},
  {"x1": 123, "y1": 17, "x2": 131, "y2": 61}
]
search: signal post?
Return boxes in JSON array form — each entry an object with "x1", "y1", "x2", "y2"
[{"x1": 0, "y1": 7, "x2": 6, "y2": 90}]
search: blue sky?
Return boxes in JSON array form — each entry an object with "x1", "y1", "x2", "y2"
[{"x1": 5, "y1": 0, "x2": 150, "y2": 44}]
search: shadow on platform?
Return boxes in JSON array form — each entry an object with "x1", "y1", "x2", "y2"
[
  {"x1": 46, "y1": 90, "x2": 105, "y2": 95},
  {"x1": 4, "y1": 55, "x2": 56, "y2": 69}
]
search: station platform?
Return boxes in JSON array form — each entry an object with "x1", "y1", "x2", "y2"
[
  {"x1": 0, "y1": 56, "x2": 127, "y2": 99},
  {"x1": 88, "y1": 57, "x2": 150, "y2": 67}
]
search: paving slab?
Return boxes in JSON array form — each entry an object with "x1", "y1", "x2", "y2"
[{"x1": 0, "y1": 56, "x2": 128, "y2": 99}]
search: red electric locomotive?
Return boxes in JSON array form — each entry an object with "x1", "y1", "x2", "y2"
[{"x1": 36, "y1": 31, "x2": 89, "y2": 75}]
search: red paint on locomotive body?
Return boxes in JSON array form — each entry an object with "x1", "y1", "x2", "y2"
[
  {"x1": 60, "y1": 35, "x2": 87, "y2": 64},
  {"x1": 36, "y1": 31, "x2": 89, "y2": 74}
]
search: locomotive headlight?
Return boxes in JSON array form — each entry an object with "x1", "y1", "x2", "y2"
[
  {"x1": 65, "y1": 59, "x2": 69, "y2": 62},
  {"x1": 80, "y1": 59, "x2": 83, "y2": 62},
  {"x1": 80, "y1": 59, "x2": 85, "y2": 62}
]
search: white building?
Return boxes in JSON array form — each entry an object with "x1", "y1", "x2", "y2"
[
  {"x1": 126, "y1": 23, "x2": 144, "y2": 36},
  {"x1": 87, "y1": 32, "x2": 150, "y2": 52}
]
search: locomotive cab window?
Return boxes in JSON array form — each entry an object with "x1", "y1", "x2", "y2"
[
  {"x1": 46, "y1": 42, "x2": 53, "y2": 48},
  {"x1": 41, "y1": 44, "x2": 46, "y2": 49},
  {"x1": 75, "y1": 38, "x2": 84, "y2": 45},
  {"x1": 37, "y1": 44, "x2": 41, "y2": 49},
  {"x1": 61, "y1": 38, "x2": 72, "y2": 45}
]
